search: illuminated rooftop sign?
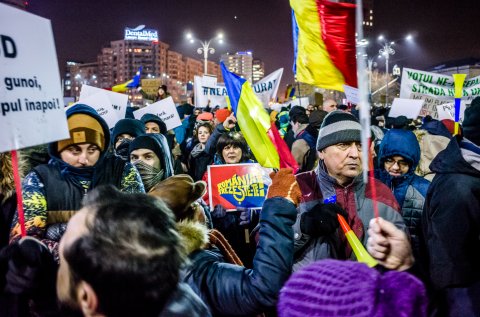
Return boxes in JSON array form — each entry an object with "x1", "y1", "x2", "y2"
[{"x1": 124, "y1": 25, "x2": 158, "y2": 42}]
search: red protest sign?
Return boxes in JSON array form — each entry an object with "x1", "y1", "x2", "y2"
[{"x1": 208, "y1": 163, "x2": 270, "y2": 211}]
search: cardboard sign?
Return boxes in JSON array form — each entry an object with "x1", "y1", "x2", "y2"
[
  {"x1": 74, "y1": 93, "x2": 120, "y2": 129},
  {"x1": 141, "y1": 78, "x2": 161, "y2": 96},
  {"x1": 208, "y1": 163, "x2": 271, "y2": 210},
  {"x1": 343, "y1": 85, "x2": 359, "y2": 105},
  {"x1": 80, "y1": 85, "x2": 128, "y2": 119},
  {"x1": 388, "y1": 98, "x2": 424, "y2": 119},
  {"x1": 436, "y1": 102, "x2": 466, "y2": 123},
  {"x1": 0, "y1": 4, "x2": 69, "y2": 153},
  {"x1": 133, "y1": 96, "x2": 181, "y2": 130}
]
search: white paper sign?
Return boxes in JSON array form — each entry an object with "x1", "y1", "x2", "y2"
[
  {"x1": 194, "y1": 68, "x2": 284, "y2": 109},
  {"x1": 133, "y1": 97, "x2": 181, "y2": 130},
  {"x1": 388, "y1": 98, "x2": 424, "y2": 119},
  {"x1": 436, "y1": 102, "x2": 466, "y2": 123},
  {"x1": 253, "y1": 68, "x2": 283, "y2": 108},
  {"x1": 202, "y1": 74, "x2": 218, "y2": 88},
  {"x1": 343, "y1": 85, "x2": 359, "y2": 104},
  {"x1": 74, "y1": 93, "x2": 120, "y2": 129},
  {"x1": 194, "y1": 75, "x2": 228, "y2": 108},
  {"x1": 80, "y1": 85, "x2": 128, "y2": 119},
  {"x1": 400, "y1": 67, "x2": 480, "y2": 103},
  {"x1": 287, "y1": 97, "x2": 310, "y2": 108},
  {"x1": 0, "y1": 4, "x2": 69, "y2": 153}
]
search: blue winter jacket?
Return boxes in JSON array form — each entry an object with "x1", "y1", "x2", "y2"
[{"x1": 376, "y1": 129, "x2": 430, "y2": 257}]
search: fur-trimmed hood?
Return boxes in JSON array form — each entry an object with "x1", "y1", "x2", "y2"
[
  {"x1": 177, "y1": 219, "x2": 209, "y2": 255},
  {"x1": 0, "y1": 152, "x2": 25, "y2": 203}
]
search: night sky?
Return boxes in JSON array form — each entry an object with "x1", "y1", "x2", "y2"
[{"x1": 26, "y1": 0, "x2": 480, "y2": 87}]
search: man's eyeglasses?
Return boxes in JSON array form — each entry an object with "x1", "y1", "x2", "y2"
[
  {"x1": 335, "y1": 142, "x2": 362, "y2": 151},
  {"x1": 384, "y1": 158, "x2": 409, "y2": 169}
]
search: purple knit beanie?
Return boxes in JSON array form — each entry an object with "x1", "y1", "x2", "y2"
[{"x1": 278, "y1": 259, "x2": 427, "y2": 317}]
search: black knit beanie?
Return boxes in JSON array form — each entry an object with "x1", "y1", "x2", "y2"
[
  {"x1": 111, "y1": 118, "x2": 145, "y2": 144},
  {"x1": 316, "y1": 110, "x2": 362, "y2": 151},
  {"x1": 128, "y1": 135, "x2": 163, "y2": 159},
  {"x1": 463, "y1": 97, "x2": 480, "y2": 146}
]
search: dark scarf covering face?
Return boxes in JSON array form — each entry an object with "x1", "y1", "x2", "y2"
[{"x1": 133, "y1": 160, "x2": 164, "y2": 192}]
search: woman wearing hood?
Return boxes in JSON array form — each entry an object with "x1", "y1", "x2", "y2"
[
  {"x1": 9, "y1": 104, "x2": 145, "y2": 259},
  {"x1": 375, "y1": 129, "x2": 430, "y2": 261}
]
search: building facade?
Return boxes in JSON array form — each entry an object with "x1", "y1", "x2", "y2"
[
  {"x1": 221, "y1": 51, "x2": 254, "y2": 83},
  {"x1": 66, "y1": 40, "x2": 224, "y2": 103},
  {"x1": 252, "y1": 58, "x2": 265, "y2": 83}
]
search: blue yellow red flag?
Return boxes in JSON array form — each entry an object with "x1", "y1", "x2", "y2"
[{"x1": 290, "y1": 0, "x2": 357, "y2": 91}]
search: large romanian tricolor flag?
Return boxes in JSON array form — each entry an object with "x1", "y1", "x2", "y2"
[
  {"x1": 291, "y1": 0, "x2": 357, "y2": 91},
  {"x1": 220, "y1": 62, "x2": 298, "y2": 171}
]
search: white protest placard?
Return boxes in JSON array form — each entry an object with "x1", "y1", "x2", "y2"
[
  {"x1": 253, "y1": 68, "x2": 283, "y2": 108},
  {"x1": 388, "y1": 98, "x2": 424, "y2": 119},
  {"x1": 343, "y1": 85, "x2": 359, "y2": 104},
  {"x1": 400, "y1": 67, "x2": 480, "y2": 103},
  {"x1": 202, "y1": 74, "x2": 218, "y2": 88},
  {"x1": 80, "y1": 84, "x2": 128, "y2": 119},
  {"x1": 194, "y1": 75, "x2": 228, "y2": 108},
  {"x1": 436, "y1": 102, "x2": 467, "y2": 123},
  {"x1": 0, "y1": 4, "x2": 69, "y2": 153},
  {"x1": 133, "y1": 97, "x2": 181, "y2": 131},
  {"x1": 287, "y1": 97, "x2": 310, "y2": 108},
  {"x1": 74, "y1": 92, "x2": 120, "y2": 129}
]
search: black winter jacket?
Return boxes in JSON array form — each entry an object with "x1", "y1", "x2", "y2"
[
  {"x1": 183, "y1": 197, "x2": 297, "y2": 316},
  {"x1": 422, "y1": 136, "x2": 480, "y2": 315}
]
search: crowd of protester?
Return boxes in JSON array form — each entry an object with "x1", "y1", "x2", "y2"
[{"x1": 1, "y1": 87, "x2": 479, "y2": 317}]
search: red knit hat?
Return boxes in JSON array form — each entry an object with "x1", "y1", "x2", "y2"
[
  {"x1": 196, "y1": 112, "x2": 214, "y2": 121},
  {"x1": 215, "y1": 108, "x2": 232, "y2": 123}
]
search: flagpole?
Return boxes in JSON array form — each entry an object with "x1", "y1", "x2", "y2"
[{"x1": 356, "y1": 0, "x2": 379, "y2": 218}]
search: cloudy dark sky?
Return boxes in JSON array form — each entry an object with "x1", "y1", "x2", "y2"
[{"x1": 26, "y1": 0, "x2": 480, "y2": 86}]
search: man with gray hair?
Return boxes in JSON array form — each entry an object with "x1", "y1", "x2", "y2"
[{"x1": 292, "y1": 110, "x2": 405, "y2": 270}]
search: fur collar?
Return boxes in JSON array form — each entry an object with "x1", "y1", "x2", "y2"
[{"x1": 176, "y1": 220, "x2": 209, "y2": 255}]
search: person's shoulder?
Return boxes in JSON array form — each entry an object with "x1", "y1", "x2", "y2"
[{"x1": 365, "y1": 177, "x2": 401, "y2": 211}]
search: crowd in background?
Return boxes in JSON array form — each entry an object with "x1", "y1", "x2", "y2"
[{"x1": 1, "y1": 84, "x2": 479, "y2": 317}]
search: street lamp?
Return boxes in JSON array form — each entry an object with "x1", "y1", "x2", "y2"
[
  {"x1": 378, "y1": 36, "x2": 395, "y2": 106},
  {"x1": 186, "y1": 32, "x2": 224, "y2": 74},
  {"x1": 377, "y1": 34, "x2": 413, "y2": 106}
]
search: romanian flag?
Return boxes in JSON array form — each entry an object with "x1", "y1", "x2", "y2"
[
  {"x1": 221, "y1": 62, "x2": 298, "y2": 171},
  {"x1": 111, "y1": 67, "x2": 142, "y2": 93},
  {"x1": 291, "y1": 0, "x2": 357, "y2": 91}
]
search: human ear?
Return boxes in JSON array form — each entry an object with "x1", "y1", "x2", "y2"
[{"x1": 77, "y1": 281, "x2": 100, "y2": 317}]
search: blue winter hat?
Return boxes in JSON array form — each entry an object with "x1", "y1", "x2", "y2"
[{"x1": 378, "y1": 129, "x2": 420, "y2": 170}]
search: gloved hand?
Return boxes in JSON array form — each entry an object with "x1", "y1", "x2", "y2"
[
  {"x1": 212, "y1": 204, "x2": 227, "y2": 219},
  {"x1": 5, "y1": 236, "x2": 57, "y2": 296},
  {"x1": 267, "y1": 168, "x2": 302, "y2": 206},
  {"x1": 238, "y1": 207, "x2": 259, "y2": 226},
  {"x1": 300, "y1": 203, "x2": 348, "y2": 237}
]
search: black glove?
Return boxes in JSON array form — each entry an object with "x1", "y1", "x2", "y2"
[
  {"x1": 212, "y1": 204, "x2": 227, "y2": 219},
  {"x1": 300, "y1": 203, "x2": 348, "y2": 237},
  {"x1": 5, "y1": 237, "x2": 58, "y2": 296},
  {"x1": 238, "y1": 207, "x2": 259, "y2": 226}
]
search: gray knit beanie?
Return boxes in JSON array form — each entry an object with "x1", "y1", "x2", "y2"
[{"x1": 316, "y1": 110, "x2": 362, "y2": 151}]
